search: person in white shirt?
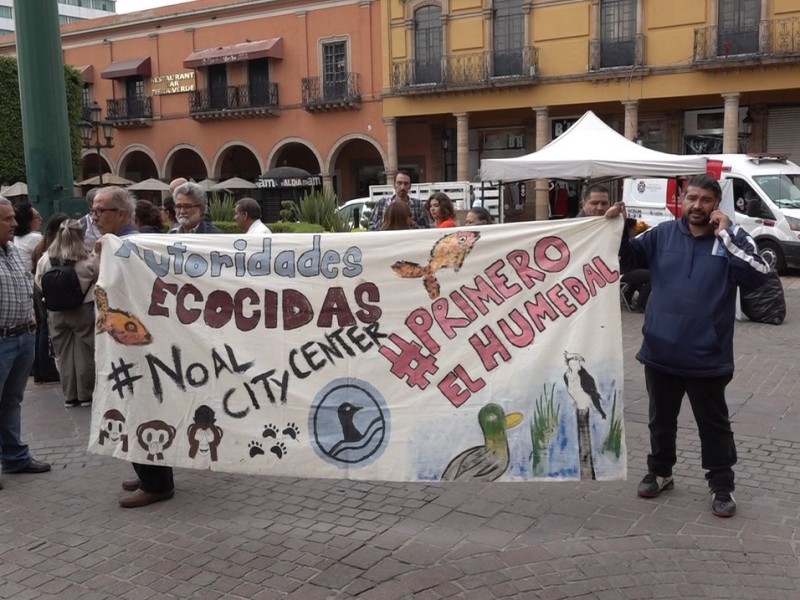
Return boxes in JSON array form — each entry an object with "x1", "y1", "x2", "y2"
[
  {"x1": 234, "y1": 197, "x2": 271, "y2": 234},
  {"x1": 13, "y1": 203, "x2": 42, "y2": 272}
]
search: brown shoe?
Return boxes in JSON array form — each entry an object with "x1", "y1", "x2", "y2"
[
  {"x1": 119, "y1": 489, "x2": 174, "y2": 509},
  {"x1": 121, "y1": 478, "x2": 140, "y2": 492}
]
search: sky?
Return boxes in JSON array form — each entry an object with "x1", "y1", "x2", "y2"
[{"x1": 115, "y1": 0, "x2": 190, "y2": 14}]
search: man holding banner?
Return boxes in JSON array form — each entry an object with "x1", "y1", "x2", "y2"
[{"x1": 609, "y1": 173, "x2": 769, "y2": 518}]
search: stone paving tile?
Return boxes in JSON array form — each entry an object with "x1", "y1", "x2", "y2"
[{"x1": 3, "y1": 277, "x2": 800, "y2": 598}]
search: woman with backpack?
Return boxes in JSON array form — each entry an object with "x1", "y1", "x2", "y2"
[{"x1": 34, "y1": 220, "x2": 98, "y2": 408}]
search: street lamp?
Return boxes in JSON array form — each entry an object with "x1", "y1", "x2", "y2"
[{"x1": 79, "y1": 101, "x2": 114, "y2": 185}]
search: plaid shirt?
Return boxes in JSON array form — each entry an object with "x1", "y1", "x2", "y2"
[
  {"x1": 0, "y1": 243, "x2": 33, "y2": 327},
  {"x1": 368, "y1": 195, "x2": 431, "y2": 231}
]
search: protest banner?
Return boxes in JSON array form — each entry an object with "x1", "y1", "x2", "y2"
[{"x1": 88, "y1": 218, "x2": 626, "y2": 481}]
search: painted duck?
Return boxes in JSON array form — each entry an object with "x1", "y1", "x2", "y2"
[{"x1": 441, "y1": 403, "x2": 523, "y2": 482}]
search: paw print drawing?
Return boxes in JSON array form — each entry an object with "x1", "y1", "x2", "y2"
[
  {"x1": 282, "y1": 422, "x2": 300, "y2": 441},
  {"x1": 270, "y1": 441, "x2": 287, "y2": 459},
  {"x1": 262, "y1": 424, "x2": 279, "y2": 439},
  {"x1": 248, "y1": 441, "x2": 265, "y2": 458}
]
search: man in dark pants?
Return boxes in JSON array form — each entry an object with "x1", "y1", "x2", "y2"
[
  {"x1": 0, "y1": 197, "x2": 52, "y2": 489},
  {"x1": 91, "y1": 186, "x2": 176, "y2": 508},
  {"x1": 607, "y1": 174, "x2": 770, "y2": 517}
]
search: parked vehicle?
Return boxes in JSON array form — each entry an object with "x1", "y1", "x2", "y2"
[
  {"x1": 336, "y1": 197, "x2": 369, "y2": 229},
  {"x1": 622, "y1": 154, "x2": 800, "y2": 273}
]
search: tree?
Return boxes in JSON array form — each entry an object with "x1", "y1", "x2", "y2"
[{"x1": 0, "y1": 56, "x2": 83, "y2": 184}]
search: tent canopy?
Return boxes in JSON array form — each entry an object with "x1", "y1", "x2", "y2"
[
  {"x1": 127, "y1": 178, "x2": 171, "y2": 191},
  {"x1": 480, "y1": 111, "x2": 708, "y2": 182}
]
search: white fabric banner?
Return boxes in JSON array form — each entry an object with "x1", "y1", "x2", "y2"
[{"x1": 88, "y1": 218, "x2": 627, "y2": 482}]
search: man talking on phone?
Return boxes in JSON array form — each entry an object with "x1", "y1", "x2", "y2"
[{"x1": 606, "y1": 173, "x2": 769, "y2": 517}]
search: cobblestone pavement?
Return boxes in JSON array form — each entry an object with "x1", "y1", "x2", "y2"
[{"x1": 1, "y1": 277, "x2": 799, "y2": 599}]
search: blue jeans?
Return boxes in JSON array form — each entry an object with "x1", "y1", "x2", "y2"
[{"x1": 0, "y1": 331, "x2": 35, "y2": 472}]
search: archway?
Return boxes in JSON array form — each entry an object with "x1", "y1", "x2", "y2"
[
  {"x1": 328, "y1": 135, "x2": 387, "y2": 200},
  {"x1": 164, "y1": 145, "x2": 209, "y2": 182},
  {"x1": 80, "y1": 150, "x2": 112, "y2": 181},
  {"x1": 270, "y1": 141, "x2": 322, "y2": 174},
  {"x1": 118, "y1": 148, "x2": 159, "y2": 182},
  {"x1": 215, "y1": 143, "x2": 262, "y2": 181}
]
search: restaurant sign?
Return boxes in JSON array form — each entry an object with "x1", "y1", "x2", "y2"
[{"x1": 151, "y1": 72, "x2": 196, "y2": 96}]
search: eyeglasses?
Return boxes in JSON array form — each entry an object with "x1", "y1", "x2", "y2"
[
  {"x1": 174, "y1": 203, "x2": 199, "y2": 212},
  {"x1": 90, "y1": 208, "x2": 118, "y2": 216}
]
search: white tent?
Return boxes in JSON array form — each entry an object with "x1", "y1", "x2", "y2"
[{"x1": 480, "y1": 111, "x2": 708, "y2": 182}]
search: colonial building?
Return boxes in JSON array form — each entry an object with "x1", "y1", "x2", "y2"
[
  {"x1": 0, "y1": 0, "x2": 386, "y2": 216},
  {"x1": 1, "y1": 0, "x2": 799, "y2": 221},
  {"x1": 0, "y1": 0, "x2": 116, "y2": 36},
  {"x1": 382, "y1": 0, "x2": 800, "y2": 218}
]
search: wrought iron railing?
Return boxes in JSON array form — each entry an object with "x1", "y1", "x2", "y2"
[
  {"x1": 301, "y1": 73, "x2": 361, "y2": 107},
  {"x1": 760, "y1": 16, "x2": 800, "y2": 56},
  {"x1": 106, "y1": 96, "x2": 152, "y2": 120},
  {"x1": 390, "y1": 47, "x2": 538, "y2": 91},
  {"x1": 694, "y1": 17, "x2": 800, "y2": 61},
  {"x1": 189, "y1": 82, "x2": 279, "y2": 114},
  {"x1": 80, "y1": 103, "x2": 93, "y2": 122},
  {"x1": 589, "y1": 35, "x2": 644, "y2": 71}
]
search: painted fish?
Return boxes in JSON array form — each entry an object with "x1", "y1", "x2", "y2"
[
  {"x1": 95, "y1": 286, "x2": 153, "y2": 346},
  {"x1": 392, "y1": 231, "x2": 480, "y2": 299}
]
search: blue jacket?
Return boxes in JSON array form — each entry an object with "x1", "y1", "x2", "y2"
[{"x1": 621, "y1": 218, "x2": 769, "y2": 378}]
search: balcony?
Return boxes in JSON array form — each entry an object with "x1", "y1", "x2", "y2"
[
  {"x1": 106, "y1": 96, "x2": 152, "y2": 128},
  {"x1": 389, "y1": 47, "x2": 538, "y2": 95},
  {"x1": 189, "y1": 82, "x2": 279, "y2": 121},
  {"x1": 693, "y1": 17, "x2": 800, "y2": 66},
  {"x1": 589, "y1": 35, "x2": 645, "y2": 72},
  {"x1": 301, "y1": 73, "x2": 361, "y2": 112}
]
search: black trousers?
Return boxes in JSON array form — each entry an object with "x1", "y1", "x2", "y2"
[
  {"x1": 133, "y1": 463, "x2": 174, "y2": 493},
  {"x1": 644, "y1": 366, "x2": 736, "y2": 492}
]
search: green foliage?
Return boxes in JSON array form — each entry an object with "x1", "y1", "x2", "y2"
[
  {"x1": 530, "y1": 383, "x2": 560, "y2": 477},
  {"x1": 0, "y1": 57, "x2": 83, "y2": 184},
  {"x1": 296, "y1": 188, "x2": 349, "y2": 232},
  {"x1": 208, "y1": 191, "x2": 235, "y2": 222},
  {"x1": 268, "y1": 221, "x2": 325, "y2": 234},
  {"x1": 279, "y1": 200, "x2": 296, "y2": 222},
  {"x1": 602, "y1": 391, "x2": 624, "y2": 459}
]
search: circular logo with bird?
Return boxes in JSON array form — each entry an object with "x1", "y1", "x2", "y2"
[{"x1": 309, "y1": 378, "x2": 389, "y2": 467}]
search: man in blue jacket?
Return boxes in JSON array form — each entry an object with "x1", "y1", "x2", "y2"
[{"x1": 607, "y1": 173, "x2": 770, "y2": 517}]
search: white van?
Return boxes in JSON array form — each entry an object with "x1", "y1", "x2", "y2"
[
  {"x1": 623, "y1": 155, "x2": 800, "y2": 273},
  {"x1": 707, "y1": 154, "x2": 800, "y2": 273}
]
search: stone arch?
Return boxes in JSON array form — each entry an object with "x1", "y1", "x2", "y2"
[
  {"x1": 266, "y1": 137, "x2": 324, "y2": 174},
  {"x1": 117, "y1": 144, "x2": 160, "y2": 180},
  {"x1": 163, "y1": 143, "x2": 210, "y2": 181},
  {"x1": 79, "y1": 148, "x2": 114, "y2": 181},
  {"x1": 325, "y1": 133, "x2": 388, "y2": 175},
  {"x1": 325, "y1": 133, "x2": 388, "y2": 200},
  {"x1": 211, "y1": 141, "x2": 264, "y2": 180}
]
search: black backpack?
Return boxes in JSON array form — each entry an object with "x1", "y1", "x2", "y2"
[{"x1": 40, "y1": 260, "x2": 86, "y2": 312}]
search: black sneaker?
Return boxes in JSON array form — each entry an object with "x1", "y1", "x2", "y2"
[
  {"x1": 79, "y1": 398, "x2": 93, "y2": 407},
  {"x1": 637, "y1": 473, "x2": 674, "y2": 498},
  {"x1": 711, "y1": 490, "x2": 736, "y2": 518},
  {"x1": 64, "y1": 399, "x2": 80, "y2": 408}
]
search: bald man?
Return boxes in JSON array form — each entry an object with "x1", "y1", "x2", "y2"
[{"x1": 169, "y1": 177, "x2": 188, "y2": 195}]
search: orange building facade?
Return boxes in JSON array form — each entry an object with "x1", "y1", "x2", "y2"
[{"x1": 0, "y1": 0, "x2": 387, "y2": 213}]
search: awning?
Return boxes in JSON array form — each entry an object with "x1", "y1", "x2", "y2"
[
  {"x1": 77, "y1": 65, "x2": 94, "y2": 84},
  {"x1": 183, "y1": 38, "x2": 283, "y2": 69},
  {"x1": 101, "y1": 56, "x2": 151, "y2": 79}
]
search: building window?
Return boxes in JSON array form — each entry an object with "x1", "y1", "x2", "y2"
[
  {"x1": 0, "y1": 6, "x2": 12, "y2": 18},
  {"x1": 248, "y1": 58, "x2": 271, "y2": 107},
  {"x1": 322, "y1": 41, "x2": 347, "y2": 100},
  {"x1": 600, "y1": 0, "x2": 636, "y2": 68},
  {"x1": 718, "y1": 0, "x2": 760, "y2": 55},
  {"x1": 414, "y1": 5, "x2": 442, "y2": 84},
  {"x1": 126, "y1": 77, "x2": 146, "y2": 117},
  {"x1": 493, "y1": 0, "x2": 524, "y2": 76},
  {"x1": 207, "y1": 64, "x2": 228, "y2": 110}
]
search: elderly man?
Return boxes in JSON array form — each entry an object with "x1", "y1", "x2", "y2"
[
  {"x1": 0, "y1": 197, "x2": 51, "y2": 488},
  {"x1": 234, "y1": 197, "x2": 271, "y2": 234},
  {"x1": 368, "y1": 170, "x2": 429, "y2": 230},
  {"x1": 168, "y1": 177, "x2": 188, "y2": 196},
  {"x1": 79, "y1": 188, "x2": 104, "y2": 250},
  {"x1": 173, "y1": 182, "x2": 222, "y2": 234},
  {"x1": 90, "y1": 187, "x2": 174, "y2": 508}
]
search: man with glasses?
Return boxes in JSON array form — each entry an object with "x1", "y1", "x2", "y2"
[
  {"x1": 91, "y1": 187, "x2": 176, "y2": 508},
  {"x1": 0, "y1": 197, "x2": 52, "y2": 489},
  {"x1": 172, "y1": 182, "x2": 222, "y2": 234}
]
